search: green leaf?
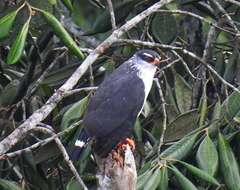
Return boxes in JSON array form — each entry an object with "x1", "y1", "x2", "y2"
[
  {"x1": 0, "y1": 179, "x2": 23, "y2": 190},
  {"x1": 199, "y1": 82, "x2": 208, "y2": 127},
  {"x1": 84, "y1": 0, "x2": 136, "y2": 35},
  {"x1": 7, "y1": 19, "x2": 30, "y2": 65},
  {"x1": 179, "y1": 161, "x2": 220, "y2": 186},
  {"x1": 143, "y1": 168, "x2": 161, "y2": 190},
  {"x1": 151, "y1": 9, "x2": 177, "y2": 44},
  {"x1": 40, "y1": 10, "x2": 84, "y2": 59},
  {"x1": 214, "y1": 51, "x2": 225, "y2": 76},
  {"x1": 221, "y1": 90, "x2": 240, "y2": 121},
  {"x1": 174, "y1": 73, "x2": 192, "y2": 113},
  {"x1": 48, "y1": 0, "x2": 57, "y2": 5},
  {"x1": 170, "y1": 166, "x2": 199, "y2": 190},
  {"x1": 208, "y1": 101, "x2": 222, "y2": 135},
  {"x1": 212, "y1": 100, "x2": 221, "y2": 121},
  {"x1": 161, "y1": 133, "x2": 199, "y2": 160},
  {"x1": 43, "y1": 63, "x2": 78, "y2": 86},
  {"x1": 196, "y1": 135, "x2": 218, "y2": 176},
  {"x1": 138, "y1": 161, "x2": 153, "y2": 176},
  {"x1": 61, "y1": 96, "x2": 89, "y2": 130},
  {"x1": 218, "y1": 132, "x2": 240, "y2": 190},
  {"x1": 61, "y1": 0, "x2": 74, "y2": 12},
  {"x1": 0, "y1": 10, "x2": 18, "y2": 40},
  {"x1": 0, "y1": 80, "x2": 19, "y2": 106},
  {"x1": 223, "y1": 48, "x2": 239, "y2": 83},
  {"x1": 164, "y1": 109, "x2": 198, "y2": 142},
  {"x1": 66, "y1": 178, "x2": 82, "y2": 190},
  {"x1": 158, "y1": 167, "x2": 168, "y2": 190},
  {"x1": 134, "y1": 118, "x2": 142, "y2": 142},
  {"x1": 137, "y1": 169, "x2": 153, "y2": 190}
]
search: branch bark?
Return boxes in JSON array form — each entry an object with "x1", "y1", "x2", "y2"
[{"x1": 97, "y1": 145, "x2": 137, "y2": 190}]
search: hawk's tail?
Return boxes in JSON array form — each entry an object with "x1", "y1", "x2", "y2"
[{"x1": 70, "y1": 129, "x2": 89, "y2": 161}]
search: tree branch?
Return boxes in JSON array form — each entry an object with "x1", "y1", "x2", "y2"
[
  {"x1": 107, "y1": 0, "x2": 116, "y2": 30},
  {"x1": 225, "y1": 0, "x2": 240, "y2": 7}
]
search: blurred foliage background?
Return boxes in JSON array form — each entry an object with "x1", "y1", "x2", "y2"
[{"x1": 1, "y1": 0, "x2": 240, "y2": 189}]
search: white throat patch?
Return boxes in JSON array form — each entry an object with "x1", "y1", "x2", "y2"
[{"x1": 134, "y1": 62, "x2": 156, "y2": 99}]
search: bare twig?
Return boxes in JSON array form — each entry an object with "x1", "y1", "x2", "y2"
[
  {"x1": 116, "y1": 39, "x2": 183, "y2": 50},
  {"x1": 31, "y1": 126, "x2": 87, "y2": 190},
  {"x1": 64, "y1": 87, "x2": 98, "y2": 97},
  {"x1": 171, "y1": 50, "x2": 197, "y2": 79},
  {"x1": 107, "y1": 0, "x2": 117, "y2": 30},
  {"x1": 0, "y1": 0, "x2": 174, "y2": 155},
  {"x1": 158, "y1": 58, "x2": 180, "y2": 72},
  {"x1": 154, "y1": 79, "x2": 167, "y2": 155},
  {"x1": 89, "y1": 65, "x2": 94, "y2": 86},
  {"x1": 193, "y1": 25, "x2": 217, "y2": 106},
  {"x1": 26, "y1": 51, "x2": 67, "y2": 98},
  {"x1": 225, "y1": 0, "x2": 240, "y2": 7}
]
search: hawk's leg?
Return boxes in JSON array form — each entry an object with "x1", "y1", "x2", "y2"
[
  {"x1": 116, "y1": 138, "x2": 135, "y2": 152},
  {"x1": 109, "y1": 138, "x2": 135, "y2": 167}
]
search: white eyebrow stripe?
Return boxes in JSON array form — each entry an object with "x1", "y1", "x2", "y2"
[{"x1": 143, "y1": 53, "x2": 154, "y2": 58}]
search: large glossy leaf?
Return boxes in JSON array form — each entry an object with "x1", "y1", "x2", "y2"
[
  {"x1": 170, "y1": 166, "x2": 199, "y2": 190},
  {"x1": 33, "y1": 141, "x2": 60, "y2": 164},
  {"x1": 218, "y1": 132, "x2": 240, "y2": 190},
  {"x1": 0, "y1": 80, "x2": 19, "y2": 106},
  {"x1": 0, "y1": 179, "x2": 23, "y2": 190},
  {"x1": 84, "y1": 0, "x2": 136, "y2": 35},
  {"x1": 196, "y1": 135, "x2": 218, "y2": 176},
  {"x1": 221, "y1": 91, "x2": 240, "y2": 121},
  {"x1": 161, "y1": 133, "x2": 199, "y2": 160},
  {"x1": 208, "y1": 101, "x2": 222, "y2": 135},
  {"x1": 61, "y1": 96, "x2": 89, "y2": 130},
  {"x1": 151, "y1": 10, "x2": 177, "y2": 44},
  {"x1": 157, "y1": 167, "x2": 168, "y2": 190},
  {"x1": 40, "y1": 10, "x2": 84, "y2": 59},
  {"x1": 174, "y1": 73, "x2": 192, "y2": 113},
  {"x1": 137, "y1": 169, "x2": 153, "y2": 190},
  {"x1": 212, "y1": 100, "x2": 221, "y2": 121},
  {"x1": 223, "y1": 48, "x2": 239, "y2": 83},
  {"x1": 7, "y1": 19, "x2": 30, "y2": 65},
  {"x1": 143, "y1": 168, "x2": 161, "y2": 190},
  {"x1": 66, "y1": 178, "x2": 82, "y2": 190},
  {"x1": 0, "y1": 10, "x2": 18, "y2": 40},
  {"x1": 43, "y1": 63, "x2": 78, "y2": 86},
  {"x1": 164, "y1": 109, "x2": 198, "y2": 142},
  {"x1": 179, "y1": 161, "x2": 220, "y2": 186}
]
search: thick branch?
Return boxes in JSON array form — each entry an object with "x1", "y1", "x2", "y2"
[{"x1": 97, "y1": 145, "x2": 136, "y2": 190}]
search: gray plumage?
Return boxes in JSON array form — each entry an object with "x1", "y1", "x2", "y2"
[{"x1": 72, "y1": 49, "x2": 160, "y2": 158}]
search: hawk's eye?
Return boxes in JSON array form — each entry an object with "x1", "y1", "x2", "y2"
[{"x1": 140, "y1": 53, "x2": 155, "y2": 63}]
